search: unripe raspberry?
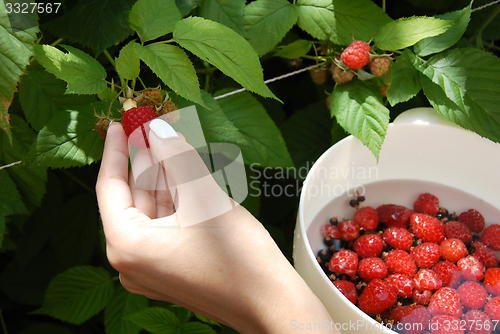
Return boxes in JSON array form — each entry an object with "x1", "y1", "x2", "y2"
[
  {"x1": 379, "y1": 85, "x2": 389, "y2": 97},
  {"x1": 341, "y1": 40, "x2": 371, "y2": 70},
  {"x1": 369, "y1": 56, "x2": 391, "y2": 76},
  {"x1": 330, "y1": 63, "x2": 354, "y2": 84},
  {"x1": 95, "y1": 117, "x2": 111, "y2": 140},
  {"x1": 142, "y1": 88, "x2": 163, "y2": 108},
  {"x1": 309, "y1": 68, "x2": 327, "y2": 85}
]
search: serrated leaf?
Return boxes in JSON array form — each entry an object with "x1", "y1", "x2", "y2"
[
  {"x1": 34, "y1": 45, "x2": 107, "y2": 95},
  {"x1": 387, "y1": 49, "x2": 422, "y2": 106},
  {"x1": 179, "y1": 322, "x2": 218, "y2": 334},
  {"x1": 174, "y1": 17, "x2": 278, "y2": 100},
  {"x1": 175, "y1": 0, "x2": 203, "y2": 16},
  {"x1": 420, "y1": 72, "x2": 464, "y2": 123},
  {"x1": 128, "y1": 307, "x2": 181, "y2": 333},
  {"x1": 296, "y1": 0, "x2": 338, "y2": 43},
  {"x1": 375, "y1": 16, "x2": 454, "y2": 51},
  {"x1": 0, "y1": 95, "x2": 12, "y2": 144},
  {"x1": 33, "y1": 266, "x2": 114, "y2": 324},
  {"x1": 330, "y1": 80, "x2": 389, "y2": 161},
  {"x1": 333, "y1": 0, "x2": 392, "y2": 45},
  {"x1": 135, "y1": 43, "x2": 206, "y2": 108},
  {"x1": 129, "y1": 0, "x2": 182, "y2": 42},
  {"x1": 200, "y1": 0, "x2": 246, "y2": 36},
  {"x1": 105, "y1": 285, "x2": 148, "y2": 334},
  {"x1": 116, "y1": 41, "x2": 140, "y2": 81},
  {"x1": 194, "y1": 313, "x2": 221, "y2": 327},
  {"x1": 0, "y1": 168, "x2": 28, "y2": 220},
  {"x1": 244, "y1": 0, "x2": 298, "y2": 56},
  {"x1": 414, "y1": 2, "x2": 472, "y2": 57},
  {"x1": 273, "y1": 39, "x2": 312, "y2": 59}
]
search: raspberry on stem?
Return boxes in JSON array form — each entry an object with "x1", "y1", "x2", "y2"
[{"x1": 341, "y1": 40, "x2": 371, "y2": 70}]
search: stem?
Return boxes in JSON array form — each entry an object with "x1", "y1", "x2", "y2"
[
  {"x1": 204, "y1": 73, "x2": 210, "y2": 92},
  {"x1": 138, "y1": 76, "x2": 147, "y2": 90},
  {"x1": 382, "y1": 0, "x2": 386, "y2": 12},
  {"x1": 105, "y1": 80, "x2": 123, "y2": 90},
  {"x1": 103, "y1": 50, "x2": 116, "y2": 70},
  {"x1": 477, "y1": 5, "x2": 500, "y2": 49},
  {"x1": 0, "y1": 310, "x2": 8, "y2": 334},
  {"x1": 50, "y1": 37, "x2": 63, "y2": 46},
  {"x1": 302, "y1": 55, "x2": 328, "y2": 62},
  {"x1": 60, "y1": 170, "x2": 94, "y2": 195}
]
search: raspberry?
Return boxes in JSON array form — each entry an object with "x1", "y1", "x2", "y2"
[
  {"x1": 122, "y1": 105, "x2": 157, "y2": 143},
  {"x1": 332, "y1": 280, "x2": 357, "y2": 304},
  {"x1": 412, "y1": 289, "x2": 433, "y2": 305},
  {"x1": 357, "y1": 257, "x2": 387, "y2": 282},
  {"x1": 337, "y1": 220, "x2": 360, "y2": 241},
  {"x1": 376, "y1": 204, "x2": 411, "y2": 228},
  {"x1": 413, "y1": 193, "x2": 440, "y2": 215},
  {"x1": 328, "y1": 249, "x2": 358, "y2": 276},
  {"x1": 413, "y1": 269, "x2": 442, "y2": 291},
  {"x1": 462, "y1": 310, "x2": 493, "y2": 334},
  {"x1": 386, "y1": 273, "x2": 415, "y2": 298},
  {"x1": 484, "y1": 268, "x2": 500, "y2": 296},
  {"x1": 429, "y1": 315, "x2": 464, "y2": 334},
  {"x1": 383, "y1": 227, "x2": 413, "y2": 251},
  {"x1": 484, "y1": 296, "x2": 500, "y2": 321},
  {"x1": 398, "y1": 307, "x2": 431, "y2": 334},
  {"x1": 390, "y1": 304, "x2": 425, "y2": 322},
  {"x1": 320, "y1": 224, "x2": 341, "y2": 239},
  {"x1": 458, "y1": 209, "x2": 485, "y2": 233},
  {"x1": 471, "y1": 241, "x2": 499, "y2": 268},
  {"x1": 95, "y1": 117, "x2": 111, "y2": 140},
  {"x1": 480, "y1": 224, "x2": 500, "y2": 250},
  {"x1": 330, "y1": 63, "x2": 354, "y2": 84},
  {"x1": 428, "y1": 287, "x2": 463, "y2": 317},
  {"x1": 369, "y1": 56, "x2": 391, "y2": 76},
  {"x1": 457, "y1": 255, "x2": 484, "y2": 281},
  {"x1": 432, "y1": 261, "x2": 461, "y2": 288},
  {"x1": 141, "y1": 88, "x2": 163, "y2": 108},
  {"x1": 411, "y1": 242, "x2": 441, "y2": 269},
  {"x1": 444, "y1": 221, "x2": 472, "y2": 244},
  {"x1": 358, "y1": 279, "x2": 397, "y2": 315},
  {"x1": 353, "y1": 234, "x2": 383, "y2": 258},
  {"x1": 457, "y1": 281, "x2": 488, "y2": 309},
  {"x1": 440, "y1": 238, "x2": 468, "y2": 263},
  {"x1": 410, "y1": 213, "x2": 444, "y2": 243},
  {"x1": 385, "y1": 250, "x2": 417, "y2": 277},
  {"x1": 379, "y1": 85, "x2": 389, "y2": 98},
  {"x1": 341, "y1": 40, "x2": 371, "y2": 70},
  {"x1": 353, "y1": 206, "x2": 379, "y2": 230},
  {"x1": 309, "y1": 68, "x2": 327, "y2": 85}
]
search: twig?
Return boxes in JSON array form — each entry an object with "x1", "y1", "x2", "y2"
[
  {"x1": 472, "y1": 0, "x2": 500, "y2": 12},
  {"x1": 0, "y1": 161, "x2": 21, "y2": 171}
]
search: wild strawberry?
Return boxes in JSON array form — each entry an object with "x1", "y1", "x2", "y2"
[
  {"x1": 383, "y1": 227, "x2": 413, "y2": 251},
  {"x1": 480, "y1": 224, "x2": 500, "y2": 251},
  {"x1": 358, "y1": 279, "x2": 397, "y2": 315},
  {"x1": 462, "y1": 310, "x2": 493, "y2": 334},
  {"x1": 95, "y1": 117, "x2": 111, "y2": 140},
  {"x1": 357, "y1": 257, "x2": 387, "y2": 282},
  {"x1": 413, "y1": 269, "x2": 442, "y2": 291},
  {"x1": 341, "y1": 40, "x2": 371, "y2": 70},
  {"x1": 369, "y1": 56, "x2": 391, "y2": 76},
  {"x1": 457, "y1": 281, "x2": 488, "y2": 309},
  {"x1": 484, "y1": 296, "x2": 500, "y2": 321},
  {"x1": 432, "y1": 261, "x2": 462, "y2": 288},
  {"x1": 471, "y1": 241, "x2": 499, "y2": 268},
  {"x1": 411, "y1": 242, "x2": 441, "y2": 269},
  {"x1": 440, "y1": 238, "x2": 468, "y2": 263},
  {"x1": 457, "y1": 255, "x2": 484, "y2": 281},
  {"x1": 386, "y1": 273, "x2": 414, "y2": 298},
  {"x1": 428, "y1": 287, "x2": 463, "y2": 317},
  {"x1": 320, "y1": 224, "x2": 341, "y2": 239},
  {"x1": 332, "y1": 280, "x2": 357, "y2": 304},
  {"x1": 330, "y1": 63, "x2": 355, "y2": 84},
  {"x1": 410, "y1": 213, "x2": 444, "y2": 243},
  {"x1": 444, "y1": 221, "x2": 472, "y2": 244},
  {"x1": 353, "y1": 234, "x2": 383, "y2": 258},
  {"x1": 398, "y1": 307, "x2": 431, "y2": 334},
  {"x1": 458, "y1": 209, "x2": 485, "y2": 233},
  {"x1": 141, "y1": 88, "x2": 163, "y2": 109},
  {"x1": 310, "y1": 68, "x2": 327, "y2": 85},
  {"x1": 412, "y1": 289, "x2": 433, "y2": 305},
  {"x1": 429, "y1": 315, "x2": 464, "y2": 334},
  {"x1": 122, "y1": 105, "x2": 157, "y2": 147},
  {"x1": 413, "y1": 193, "x2": 440, "y2": 215},
  {"x1": 385, "y1": 250, "x2": 417, "y2": 277},
  {"x1": 376, "y1": 204, "x2": 412, "y2": 228},
  {"x1": 337, "y1": 220, "x2": 360, "y2": 241},
  {"x1": 484, "y1": 268, "x2": 500, "y2": 296},
  {"x1": 353, "y1": 206, "x2": 379, "y2": 230},
  {"x1": 328, "y1": 249, "x2": 358, "y2": 276}
]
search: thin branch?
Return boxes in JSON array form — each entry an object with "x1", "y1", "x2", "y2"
[{"x1": 0, "y1": 161, "x2": 21, "y2": 171}]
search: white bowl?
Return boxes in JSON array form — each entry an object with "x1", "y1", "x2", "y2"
[{"x1": 293, "y1": 108, "x2": 500, "y2": 333}]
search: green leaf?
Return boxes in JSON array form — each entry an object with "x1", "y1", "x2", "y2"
[
  {"x1": 420, "y1": 72, "x2": 463, "y2": 123},
  {"x1": 34, "y1": 45, "x2": 107, "y2": 95},
  {"x1": 216, "y1": 91, "x2": 294, "y2": 168},
  {"x1": 43, "y1": 0, "x2": 134, "y2": 55},
  {"x1": 174, "y1": 16, "x2": 278, "y2": 100},
  {"x1": 0, "y1": 96, "x2": 12, "y2": 145},
  {"x1": 0, "y1": 169, "x2": 28, "y2": 217},
  {"x1": 19, "y1": 62, "x2": 96, "y2": 131},
  {"x1": 129, "y1": 0, "x2": 182, "y2": 42},
  {"x1": 296, "y1": 0, "x2": 338, "y2": 43},
  {"x1": 194, "y1": 313, "x2": 221, "y2": 327},
  {"x1": 179, "y1": 322, "x2": 218, "y2": 334},
  {"x1": 33, "y1": 266, "x2": 114, "y2": 324},
  {"x1": 116, "y1": 41, "x2": 141, "y2": 81},
  {"x1": 330, "y1": 80, "x2": 389, "y2": 161},
  {"x1": 175, "y1": 0, "x2": 203, "y2": 16},
  {"x1": 135, "y1": 43, "x2": 206, "y2": 108},
  {"x1": 333, "y1": 0, "x2": 392, "y2": 45},
  {"x1": 168, "y1": 306, "x2": 192, "y2": 324},
  {"x1": 244, "y1": 0, "x2": 299, "y2": 56},
  {"x1": 273, "y1": 39, "x2": 312, "y2": 59},
  {"x1": 414, "y1": 2, "x2": 472, "y2": 57},
  {"x1": 199, "y1": 0, "x2": 246, "y2": 36},
  {"x1": 105, "y1": 284, "x2": 149, "y2": 334},
  {"x1": 387, "y1": 49, "x2": 422, "y2": 106},
  {"x1": 375, "y1": 16, "x2": 454, "y2": 51},
  {"x1": 128, "y1": 307, "x2": 181, "y2": 333}
]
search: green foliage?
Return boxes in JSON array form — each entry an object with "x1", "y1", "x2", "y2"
[
  {"x1": 199, "y1": 0, "x2": 246, "y2": 36},
  {"x1": 129, "y1": 0, "x2": 182, "y2": 42},
  {"x1": 296, "y1": 0, "x2": 338, "y2": 43}
]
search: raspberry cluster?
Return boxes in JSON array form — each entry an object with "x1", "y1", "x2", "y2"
[{"x1": 317, "y1": 193, "x2": 500, "y2": 334}]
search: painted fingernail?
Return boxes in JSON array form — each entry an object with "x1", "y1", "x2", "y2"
[{"x1": 149, "y1": 119, "x2": 179, "y2": 139}]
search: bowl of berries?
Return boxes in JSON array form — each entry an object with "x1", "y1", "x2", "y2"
[{"x1": 293, "y1": 108, "x2": 500, "y2": 333}]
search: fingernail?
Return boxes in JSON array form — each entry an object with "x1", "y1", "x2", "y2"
[{"x1": 149, "y1": 119, "x2": 179, "y2": 139}]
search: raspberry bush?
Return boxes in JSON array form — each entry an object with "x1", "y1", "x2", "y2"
[{"x1": 1, "y1": 0, "x2": 500, "y2": 333}]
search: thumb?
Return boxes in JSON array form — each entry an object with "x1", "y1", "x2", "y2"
[{"x1": 148, "y1": 118, "x2": 235, "y2": 227}]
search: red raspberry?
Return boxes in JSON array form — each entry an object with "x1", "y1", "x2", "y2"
[
  {"x1": 337, "y1": 220, "x2": 360, "y2": 241},
  {"x1": 428, "y1": 287, "x2": 463, "y2": 317},
  {"x1": 480, "y1": 224, "x2": 500, "y2": 251},
  {"x1": 141, "y1": 88, "x2": 163, "y2": 109},
  {"x1": 410, "y1": 213, "x2": 444, "y2": 243},
  {"x1": 484, "y1": 267, "x2": 500, "y2": 296},
  {"x1": 411, "y1": 242, "x2": 441, "y2": 269},
  {"x1": 353, "y1": 234, "x2": 383, "y2": 258},
  {"x1": 412, "y1": 289, "x2": 433, "y2": 305},
  {"x1": 399, "y1": 307, "x2": 431, "y2": 334},
  {"x1": 320, "y1": 224, "x2": 341, "y2": 239},
  {"x1": 309, "y1": 68, "x2": 327, "y2": 85},
  {"x1": 353, "y1": 206, "x2": 379, "y2": 230},
  {"x1": 413, "y1": 193, "x2": 440, "y2": 215},
  {"x1": 391, "y1": 304, "x2": 425, "y2": 322},
  {"x1": 376, "y1": 204, "x2": 412, "y2": 228},
  {"x1": 457, "y1": 255, "x2": 484, "y2": 281},
  {"x1": 357, "y1": 257, "x2": 387, "y2": 282},
  {"x1": 383, "y1": 227, "x2": 413, "y2": 251},
  {"x1": 332, "y1": 280, "x2": 357, "y2": 304},
  {"x1": 386, "y1": 273, "x2": 415, "y2": 298},
  {"x1": 330, "y1": 63, "x2": 355, "y2": 84},
  {"x1": 459, "y1": 209, "x2": 486, "y2": 233},
  {"x1": 413, "y1": 269, "x2": 442, "y2": 290},
  {"x1": 340, "y1": 40, "x2": 371, "y2": 70},
  {"x1": 462, "y1": 310, "x2": 493, "y2": 334},
  {"x1": 385, "y1": 250, "x2": 417, "y2": 277},
  {"x1": 471, "y1": 241, "x2": 499, "y2": 268},
  {"x1": 369, "y1": 56, "x2": 391, "y2": 76},
  {"x1": 328, "y1": 249, "x2": 358, "y2": 276},
  {"x1": 429, "y1": 314, "x2": 464, "y2": 334},
  {"x1": 122, "y1": 105, "x2": 158, "y2": 147},
  {"x1": 358, "y1": 279, "x2": 397, "y2": 315},
  {"x1": 444, "y1": 221, "x2": 472, "y2": 244},
  {"x1": 457, "y1": 281, "x2": 488, "y2": 309},
  {"x1": 440, "y1": 238, "x2": 468, "y2": 263},
  {"x1": 432, "y1": 261, "x2": 461, "y2": 288},
  {"x1": 484, "y1": 296, "x2": 500, "y2": 321}
]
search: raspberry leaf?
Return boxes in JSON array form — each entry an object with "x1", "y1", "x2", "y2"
[
  {"x1": 330, "y1": 81, "x2": 390, "y2": 161},
  {"x1": 273, "y1": 40, "x2": 312, "y2": 59},
  {"x1": 0, "y1": 96, "x2": 12, "y2": 145},
  {"x1": 129, "y1": 0, "x2": 182, "y2": 42},
  {"x1": 116, "y1": 41, "x2": 141, "y2": 81},
  {"x1": 296, "y1": 0, "x2": 339, "y2": 44},
  {"x1": 176, "y1": 0, "x2": 203, "y2": 16},
  {"x1": 104, "y1": 284, "x2": 148, "y2": 334},
  {"x1": 200, "y1": 0, "x2": 246, "y2": 36},
  {"x1": 0, "y1": 170, "x2": 29, "y2": 226},
  {"x1": 127, "y1": 307, "x2": 181, "y2": 332},
  {"x1": 387, "y1": 49, "x2": 422, "y2": 106},
  {"x1": 244, "y1": 0, "x2": 299, "y2": 56}
]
